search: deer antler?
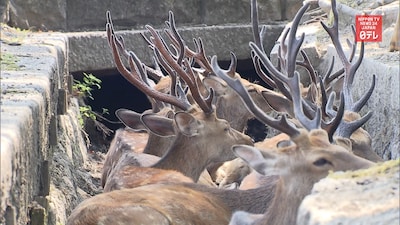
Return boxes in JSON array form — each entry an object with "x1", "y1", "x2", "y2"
[
  {"x1": 106, "y1": 11, "x2": 191, "y2": 111},
  {"x1": 143, "y1": 12, "x2": 214, "y2": 114},
  {"x1": 320, "y1": 1, "x2": 375, "y2": 138},
  {"x1": 212, "y1": 53, "x2": 300, "y2": 137}
]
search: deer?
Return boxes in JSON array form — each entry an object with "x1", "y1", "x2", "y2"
[
  {"x1": 251, "y1": 0, "x2": 381, "y2": 162},
  {"x1": 210, "y1": 1, "x2": 376, "y2": 224},
  {"x1": 101, "y1": 11, "x2": 254, "y2": 192},
  {"x1": 66, "y1": 2, "x2": 376, "y2": 224},
  {"x1": 67, "y1": 174, "x2": 282, "y2": 225}
]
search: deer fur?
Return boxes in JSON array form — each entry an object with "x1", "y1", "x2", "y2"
[
  {"x1": 68, "y1": 174, "x2": 278, "y2": 225},
  {"x1": 67, "y1": 183, "x2": 232, "y2": 225},
  {"x1": 103, "y1": 110, "x2": 253, "y2": 191}
]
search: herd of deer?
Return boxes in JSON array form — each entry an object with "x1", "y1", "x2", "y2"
[{"x1": 66, "y1": 0, "x2": 396, "y2": 224}]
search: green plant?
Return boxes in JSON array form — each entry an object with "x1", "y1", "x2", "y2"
[
  {"x1": 72, "y1": 72, "x2": 109, "y2": 126},
  {"x1": 72, "y1": 72, "x2": 112, "y2": 147},
  {"x1": 1, "y1": 23, "x2": 28, "y2": 45},
  {"x1": 0, "y1": 52, "x2": 19, "y2": 70},
  {"x1": 73, "y1": 72, "x2": 102, "y2": 100}
]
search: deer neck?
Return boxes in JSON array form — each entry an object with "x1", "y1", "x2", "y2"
[
  {"x1": 143, "y1": 133, "x2": 174, "y2": 157},
  {"x1": 152, "y1": 134, "x2": 209, "y2": 182},
  {"x1": 262, "y1": 178, "x2": 311, "y2": 225},
  {"x1": 185, "y1": 175, "x2": 278, "y2": 214}
]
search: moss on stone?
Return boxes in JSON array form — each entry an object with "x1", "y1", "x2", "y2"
[{"x1": 328, "y1": 159, "x2": 400, "y2": 179}]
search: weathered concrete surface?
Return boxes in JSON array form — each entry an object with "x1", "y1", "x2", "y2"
[
  {"x1": 47, "y1": 98, "x2": 103, "y2": 225},
  {"x1": 67, "y1": 24, "x2": 285, "y2": 73},
  {"x1": 297, "y1": 159, "x2": 400, "y2": 225},
  {"x1": 3, "y1": 0, "x2": 303, "y2": 32},
  {"x1": 0, "y1": 34, "x2": 65, "y2": 224},
  {"x1": 0, "y1": 29, "x2": 102, "y2": 225}
]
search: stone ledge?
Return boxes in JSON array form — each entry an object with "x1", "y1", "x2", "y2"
[
  {"x1": 0, "y1": 36, "x2": 66, "y2": 224},
  {"x1": 297, "y1": 160, "x2": 400, "y2": 225},
  {"x1": 67, "y1": 24, "x2": 286, "y2": 73}
]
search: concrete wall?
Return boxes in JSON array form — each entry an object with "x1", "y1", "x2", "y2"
[
  {"x1": 2, "y1": 0, "x2": 303, "y2": 32},
  {"x1": 67, "y1": 24, "x2": 285, "y2": 73},
  {"x1": 1, "y1": 34, "x2": 68, "y2": 224}
]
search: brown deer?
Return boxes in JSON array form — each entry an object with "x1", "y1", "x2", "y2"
[
  {"x1": 66, "y1": 3, "x2": 376, "y2": 224},
  {"x1": 102, "y1": 11, "x2": 253, "y2": 191},
  {"x1": 100, "y1": 109, "x2": 175, "y2": 187},
  {"x1": 67, "y1": 175, "x2": 282, "y2": 225}
]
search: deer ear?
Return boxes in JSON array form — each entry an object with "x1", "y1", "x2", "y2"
[
  {"x1": 232, "y1": 145, "x2": 275, "y2": 175},
  {"x1": 116, "y1": 108, "x2": 147, "y2": 131},
  {"x1": 261, "y1": 90, "x2": 294, "y2": 116},
  {"x1": 174, "y1": 111, "x2": 202, "y2": 137},
  {"x1": 141, "y1": 113, "x2": 175, "y2": 137},
  {"x1": 334, "y1": 137, "x2": 353, "y2": 152},
  {"x1": 203, "y1": 77, "x2": 227, "y2": 96}
]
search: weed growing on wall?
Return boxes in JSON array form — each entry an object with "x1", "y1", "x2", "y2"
[{"x1": 72, "y1": 72, "x2": 112, "y2": 147}]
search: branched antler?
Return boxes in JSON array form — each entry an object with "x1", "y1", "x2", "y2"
[
  {"x1": 142, "y1": 12, "x2": 214, "y2": 114},
  {"x1": 212, "y1": 53, "x2": 300, "y2": 137},
  {"x1": 320, "y1": 0, "x2": 375, "y2": 138},
  {"x1": 106, "y1": 11, "x2": 191, "y2": 111}
]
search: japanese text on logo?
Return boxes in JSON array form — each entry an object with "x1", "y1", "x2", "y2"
[{"x1": 355, "y1": 15, "x2": 382, "y2": 42}]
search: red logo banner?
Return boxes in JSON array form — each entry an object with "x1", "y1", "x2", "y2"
[{"x1": 355, "y1": 15, "x2": 382, "y2": 42}]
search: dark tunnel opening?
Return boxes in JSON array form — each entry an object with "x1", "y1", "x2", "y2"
[{"x1": 71, "y1": 58, "x2": 271, "y2": 148}]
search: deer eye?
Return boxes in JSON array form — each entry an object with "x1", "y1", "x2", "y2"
[{"x1": 313, "y1": 158, "x2": 331, "y2": 167}]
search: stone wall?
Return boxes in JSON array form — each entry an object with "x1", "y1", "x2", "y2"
[
  {"x1": 2, "y1": 0, "x2": 304, "y2": 32},
  {"x1": 0, "y1": 32, "x2": 68, "y2": 224},
  {"x1": 67, "y1": 24, "x2": 285, "y2": 73},
  {"x1": 0, "y1": 30, "x2": 102, "y2": 225}
]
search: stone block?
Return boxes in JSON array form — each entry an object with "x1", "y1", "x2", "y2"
[{"x1": 297, "y1": 160, "x2": 400, "y2": 225}]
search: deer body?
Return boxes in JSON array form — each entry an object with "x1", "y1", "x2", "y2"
[
  {"x1": 67, "y1": 183, "x2": 231, "y2": 225},
  {"x1": 68, "y1": 174, "x2": 278, "y2": 225},
  {"x1": 103, "y1": 110, "x2": 253, "y2": 191}
]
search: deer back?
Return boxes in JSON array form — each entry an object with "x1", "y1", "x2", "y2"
[{"x1": 67, "y1": 183, "x2": 232, "y2": 225}]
